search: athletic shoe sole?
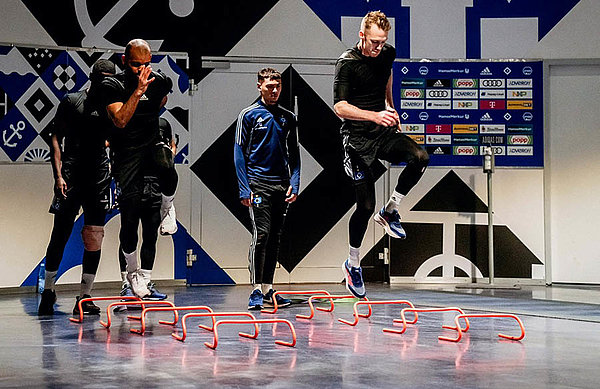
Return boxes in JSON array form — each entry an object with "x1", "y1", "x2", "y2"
[
  {"x1": 341, "y1": 261, "x2": 366, "y2": 298},
  {"x1": 374, "y1": 212, "x2": 406, "y2": 239},
  {"x1": 264, "y1": 300, "x2": 291, "y2": 308}
]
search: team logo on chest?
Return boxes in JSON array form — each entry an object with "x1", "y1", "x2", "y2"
[{"x1": 255, "y1": 116, "x2": 267, "y2": 130}]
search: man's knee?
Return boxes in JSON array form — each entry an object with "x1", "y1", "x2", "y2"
[
  {"x1": 416, "y1": 148, "x2": 429, "y2": 165},
  {"x1": 255, "y1": 231, "x2": 269, "y2": 244},
  {"x1": 82, "y1": 225, "x2": 104, "y2": 251}
]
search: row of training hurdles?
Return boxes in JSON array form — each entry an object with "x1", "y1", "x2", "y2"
[{"x1": 69, "y1": 290, "x2": 525, "y2": 349}]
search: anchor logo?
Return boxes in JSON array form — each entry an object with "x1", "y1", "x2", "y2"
[
  {"x1": 74, "y1": 0, "x2": 195, "y2": 50},
  {"x1": 2, "y1": 121, "x2": 25, "y2": 148}
]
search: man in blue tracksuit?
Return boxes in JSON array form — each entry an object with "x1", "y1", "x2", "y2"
[{"x1": 234, "y1": 68, "x2": 301, "y2": 310}]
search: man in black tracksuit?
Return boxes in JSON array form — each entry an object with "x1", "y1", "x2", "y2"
[{"x1": 38, "y1": 59, "x2": 116, "y2": 316}]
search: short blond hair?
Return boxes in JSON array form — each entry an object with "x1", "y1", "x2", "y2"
[{"x1": 361, "y1": 11, "x2": 391, "y2": 32}]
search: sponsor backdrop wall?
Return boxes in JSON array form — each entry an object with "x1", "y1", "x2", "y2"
[{"x1": 0, "y1": 0, "x2": 598, "y2": 288}]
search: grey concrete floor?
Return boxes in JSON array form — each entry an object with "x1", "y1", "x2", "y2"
[{"x1": 1, "y1": 282, "x2": 600, "y2": 388}]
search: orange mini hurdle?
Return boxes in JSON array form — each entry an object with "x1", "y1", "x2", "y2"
[
  {"x1": 99, "y1": 300, "x2": 176, "y2": 329},
  {"x1": 206, "y1": 318, "x2": 297, "y2": 349},
  {"x1": 383, "y1": 307, "x2": 469, "y2": 335},
  {"x1": 338, "y1": 300, "x2": 418, "y2": 326},
  {"x1": 260, "y1": 290, "x2": 332, "y2": 314},
  {"x1": 296, "y1": 295, "x2": 370, "y2": 320},
  {"x1": 172, "y1": 312, "x2": 259, "y2": 341},
  {"x1": 438, "y1": 313, "x2": 525, "y2": 343},
  {"x1": 130, "y1": 305, "x2": 214, "y2": 335},
  {"x1": 69, "y1": 296, "x2": 141, "y2": 323}
]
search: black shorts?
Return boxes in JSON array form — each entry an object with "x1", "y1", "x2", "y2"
[
  {"x1": 117, "y1": 175, "x2": 161, "y2": 209},
  {"x1": 343, "y1": 129, "x2": 422, "y2": 184},
  {"x1": 49, "y1": 167, "x2": 111, "y2": 218}
]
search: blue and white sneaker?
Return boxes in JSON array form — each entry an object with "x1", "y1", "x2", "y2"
[
  {"x1": 114, "y1": 283, "x2": 138, "y2": 312},
  {"x1": 248, "y1": 289, "x2": 264, "y2": 310},
  {"x1": 263, "y1": 289, "x2": 291, "y2": 308},
  {"x1": 342, "y1": 259, "x2": 366, "y2": 298},
  {"x1": 143, "y1": 282, "x2": 168, "y2": 301},
  {"x1": 374, "y1": 207, "x2": 406, "y2": 239}
]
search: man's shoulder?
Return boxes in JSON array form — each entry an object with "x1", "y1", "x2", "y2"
[
  {"x1": 337, "y1": 46, "x2": 361, "y2": 62},
  {"x1": 276, "y1": 105, "x2": 296, "y2": 121},
  {"x1": 381, "y1": 43, "x2": 396, "y2": 59},
  {"x1": 62, "y1": 90, "x2": 86, "y2": 105},
  {"x1": 151, "y1": 69, "x2": 169, "y2": 82},
  {"x1": 101, "y1": 72, "x2": 126, "y2": 91},
  {"x1": 238, "y1": 102, "x2": 262, "y2": 119}
]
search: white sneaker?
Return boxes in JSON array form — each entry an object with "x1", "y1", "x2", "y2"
[
  {"x1": 160, "y1": 203, "x2": 177, "y2": 235},
  {"x1": 126, "y1": 270, "x2": 150, "y2": 298}
]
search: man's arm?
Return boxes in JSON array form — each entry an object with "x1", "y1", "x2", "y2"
[
  {"x1": 50, "y1": 133, "x2": 67, "y2": 198},
  {"x1": 333, "y1": 60, "x2": 398, "y2": 127},
  {"x1": 385, "y1": 71, "x2": 400, "y2": 127},
  {"x1": 106, "y1": 65, "x2": 154, "y2": 128},
  {"x1": 333, "y1": 101, "x2": 398, "y2": 127},
  {"x1": 234, "y1": 112, "x2": 252, "y2": 207},
  {"x1": 286, "y1": 115, "x2": 300, "y2": 204}
]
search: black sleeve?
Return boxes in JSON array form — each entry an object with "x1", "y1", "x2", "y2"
[
  {"x1": 158, "y1": 117, "x2": 172, "y2": 143},
  {"x1": 386, "y1": 45, "x2": 397, "y2": 68},
  {"x1": 99, "y1": 77, "x2": 124, "y2": 109},
  {"x1": 333, "y1": 59, "x2": 352, "y2": 105},
  {"x1": 152, "y1": 70, "x2": 173, "y2": 99},
  {"x1": 49, "y1": 95, "x2": 72, "y2": 139}
]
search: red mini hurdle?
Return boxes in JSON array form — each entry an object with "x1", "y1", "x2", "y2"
[
  {"x1": 296, "y1": 295, "x2": 370, "y2": 320},
  {"x1": 99, "y1": 300, "x2": 176, "y2": 328},
  {"x1": 338, "y1": 300, "x2": 418, "y2": 326},
  {"x1": 69, "y1": 296, "x2": 141, "y2": 323},
  {"x1": 383, "y1": 307, "x2": 469, "y2": 335},
  {"x1": 260, "y1": 290, "x2": 332, "y2": 314},
  {"x1": 172, "y1": 312, "x2": 259, "y2": 341},
  {"x1": 438, "y1": 313, "x2": 525, "y2": 343},
  {"x1": 130, "y1": 305, "x2": 214, "y2": 335},
  {"x1": 206, "y1": 318, "x2": 297, "y2": 349}
]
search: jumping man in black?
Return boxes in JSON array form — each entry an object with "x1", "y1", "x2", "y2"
[
  {"x1": 334, "y1": 11, "x2": 429, "y2": 298},
  {"x1": 101, "y1": 39, "x2": 174, "y2": 299}
]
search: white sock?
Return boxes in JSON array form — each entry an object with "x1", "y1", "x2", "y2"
[
  {"x1": 121, "y1": 271, "x2": 128, "y2": 286},
  {"x1": 45, "y1": 270, "x2": 58, "y2": 291},
  {"x1": 253, "y1": 284, "x2": 262, "y2": 293},
  {"x1": 348, "y1": 246, "x2": 360, "y2": 267},
  {"x1": 122, "y1": 249, "x2": 138, "y2": 273},
  {"x1": 385, "y1": 190, "x2": 405, "y2": 213},
  {"x1": 80, "y1": 273, "x2": 95, "y2": 296},
  {"x1": 139, "y1": 269, "x2": 152, "y2": 285},
  {"x1": 262, "y1": 284, "x2": 273, "y2": 295},
  {"x1": 161, "y1": 193, "x2": 175, "y2": 218}
]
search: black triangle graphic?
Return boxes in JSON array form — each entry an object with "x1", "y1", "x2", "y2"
[
  {"x1": 455, "y1": 224, "x2": 543, "y2": 278},
  {"x1": 411, "y1": 170, "x2": 487, "y2": 213}
]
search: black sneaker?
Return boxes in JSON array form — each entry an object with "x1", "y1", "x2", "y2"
[
  {"x1": 73, "y1": 295, "x2": 101, "y2": 315},
  {"x1": 38, "y1": 289, "x2": 56, "y2": 316},
  {"x1": 263, "y1": 289, "x2": 291, "y2": 308}
]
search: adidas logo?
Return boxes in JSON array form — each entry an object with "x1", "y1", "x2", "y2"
[
  {"x1": 91, "y1": 110, "x2": 99, "y2": 117},
  {"x1": 480, "y1": 67, "x2": 492, "y2": 76},
  {"x1": 257, "y1": 117, "x2": 264, "y2": 124},
  {"x1": 140, "y1": 94, "x2": 148, "y2": 101},
  {"x1": 433, "y1": 80, "x2": 443, "y2": 87},
  {"x1": 480, "y1": 112, "x2": 492, "y2": 121},
  {"x1": 434, "y1": 147, "x2": 444, "y2": 154}
]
